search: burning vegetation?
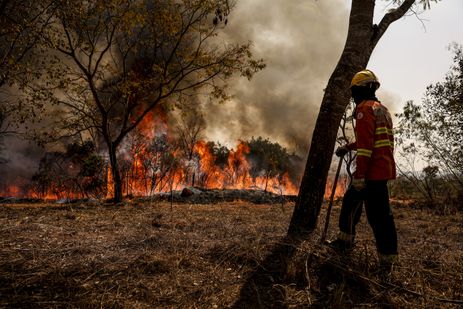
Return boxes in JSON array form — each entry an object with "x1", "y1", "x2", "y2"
[
  {"x1": 3, "y1": 137, "x2": 303, "y2": 200},
  {"x1": 1, "y1": 107, "x2": 349, "y2": 201},
  {"x1": 0, "y1": 0, "x2": 354, "y2": 203},
  {"x1": 0, "y1": 108, "x2": 309, "y2": 200}
]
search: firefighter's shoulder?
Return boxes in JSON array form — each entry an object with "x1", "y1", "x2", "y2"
[{"x1": 356, "y1": 101, "x2": 375, "y2": 120}]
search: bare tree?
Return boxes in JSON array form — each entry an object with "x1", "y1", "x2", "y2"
[
  {"x1": 337, "y1": 100, "x2": 357, "y2": 182},
  {"x1": 175, "y1": 101, "x2": 206, "y2": 187},
  {"x1": 0, "y1": 0, "x2": 56, "y2": 165},
  {"x1": 145, "y1": 134, "x2": 180, "y2": 194},
  {"x1": 26, "y1": 0, "x2": 264, "y2": 202}
]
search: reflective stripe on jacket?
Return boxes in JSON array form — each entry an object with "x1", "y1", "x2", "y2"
[{"x1": 347, "y1": 100, "x2": 396, "y2": 180}]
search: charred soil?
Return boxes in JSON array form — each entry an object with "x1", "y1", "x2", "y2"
[{"x1": 0, "y1": 199, "x2": 462, "y2": 308}]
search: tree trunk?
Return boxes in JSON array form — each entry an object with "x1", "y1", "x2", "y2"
[
  {"x1": 287, "y1": 0, "x2": 416, "y2": 237},
  {"x1": 108, "y1": 142, "x2": 123, "y2": 203},
  {"x1": 264, "y1": 171, "x2": 271, "y2": 192},
  {"x1": 287, "y1": 58, "x2": 367, "y2": 236}
]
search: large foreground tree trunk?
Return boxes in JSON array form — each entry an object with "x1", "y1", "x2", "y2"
[{"x1": 288, "y1": 0, "x2": 416, "y2": 237}]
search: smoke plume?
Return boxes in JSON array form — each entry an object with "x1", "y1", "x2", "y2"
[{"x1": 204, "y1": 0, "x2": 349, "y2": 153}]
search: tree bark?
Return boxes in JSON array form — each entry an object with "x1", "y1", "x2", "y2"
[
  {"x1": 108, "y1": 142, "x2": 123, "y2": 203},
  {"x1": 287, "y1": 0, "x2": 416, "y2": 237}
]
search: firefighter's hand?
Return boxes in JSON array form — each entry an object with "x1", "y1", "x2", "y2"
[
  {"x1": 351, "y1": 178, "x2": 366, "y2": 191},
  {"x1": 335, "y1": 146, "x2": 349, "y2": 158}
]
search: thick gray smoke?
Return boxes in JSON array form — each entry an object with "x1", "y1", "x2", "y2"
[
  {"x1": 0, "y1": 136, "x2": 45, "y2": 192},
  {"x1": 204, "y1": 0, "x2": 349, "y2": 153}
]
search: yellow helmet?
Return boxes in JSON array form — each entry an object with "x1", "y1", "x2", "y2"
[{"x1": 350, "y1": 69, "x2": 380, "y2": 89}]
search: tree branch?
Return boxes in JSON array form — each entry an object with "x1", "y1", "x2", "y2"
[{"x1": 370, "y1": 0, "x2": 416, "y2": 49}]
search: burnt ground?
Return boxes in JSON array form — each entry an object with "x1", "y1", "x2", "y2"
[{"x1": 0, "y1": 199, "x2": 462, "y2": 308}]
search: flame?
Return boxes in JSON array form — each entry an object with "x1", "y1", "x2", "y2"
[
  {"x1": 324, "y1": 176, "x2": 348, "y2": 200},
  {"x1": 0, "y1": 177, "x2": 88, "y2": 200},
  {"x1": 2, "y1": 185, "x2": 22, "y2": 197},
  {"x1": 135, "y1": 105, "x2": 168, "y2": 139},
  {"x1": 1, "y1": 108, "x2": 346, "y2": 200},
  {"x1": 106, "y1": 166, "x2": 114, "y2": 199},
  {"x1": 117, "y1": 138, "x2": 303, "y2": 196}
]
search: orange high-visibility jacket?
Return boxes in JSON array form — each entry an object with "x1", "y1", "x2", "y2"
[{"x1": 347, "y1": 100, "x2": 396, "y2": 180}]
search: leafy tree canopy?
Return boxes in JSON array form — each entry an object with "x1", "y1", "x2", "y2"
[{"x1": 396, "y1": 44, "x2": 463, "y2": 187}]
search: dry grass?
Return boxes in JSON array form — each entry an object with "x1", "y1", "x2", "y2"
[{"x1": 0, "y1": 199, "x2": 462, "y2": 308}]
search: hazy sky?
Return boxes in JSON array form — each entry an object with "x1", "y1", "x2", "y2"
[
  {"x1": 370, "y1": 0, "x2": 463, "y2": 113},
  {"x1": 204, "y1": 0, "x2": 463, "y2": 150}
]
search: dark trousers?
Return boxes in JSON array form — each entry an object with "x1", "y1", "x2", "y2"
[{"x1": 339, "y1": 180, "x2": 398, "y2": 256}]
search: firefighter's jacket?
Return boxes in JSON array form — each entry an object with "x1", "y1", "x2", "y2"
[{"x1": 347, "y1": 100, "x2": 396, "y2": 180}]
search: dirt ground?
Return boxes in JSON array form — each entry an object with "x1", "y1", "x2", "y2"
[{"x1": 0, "y1": 200, "x2": 462, "y2": 308}]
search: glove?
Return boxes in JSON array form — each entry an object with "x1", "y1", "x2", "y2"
[
  {"x1": 335, "y1": 146, "x2": 349, "y2": 158},
  {"x1": 351, "y1": 178, "x2": 366, "y2": 191}
]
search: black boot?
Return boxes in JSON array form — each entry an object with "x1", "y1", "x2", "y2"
[{"x1": 326, "y1": 238, "x2": 353, "y2": 254}]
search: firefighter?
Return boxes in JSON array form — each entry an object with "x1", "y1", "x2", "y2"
[{"x1": 330, "y1": 69, "x2": 398, "y2": 273}]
